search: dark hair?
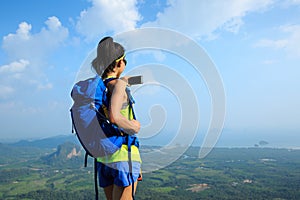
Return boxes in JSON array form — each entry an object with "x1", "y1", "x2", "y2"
[
  {"x1": 91, "y1": 37, "x2": 124, "y2": 78},
  {"x1": 101, "y1": 61, "x2": 116, "y2": 79}
]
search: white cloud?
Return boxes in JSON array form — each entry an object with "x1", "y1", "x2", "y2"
[
  {"x1": 45, "y1": 16, "x2": 63, "y2": 30},
  {"x1": 2, "y1": 16, "x2": 68, "y2": 61},
  {"x1": 222, "y1": 17, "x2": 244, "y2": 34},
  {"x1": 0, "y1": 16, "x2": 68, "y2": 100},
  {"x1": 15, "y1": 22, "x2": 31, "y2": 40},
  {"x1": 142, "y1": 0, "x2": 274, "y2": 39},
  {"x1": 76, "y1": 0, "x2": 141, "y2": 41},
  {"x1": 37, "y1": 82, "x2": 53, "y2": 90},
  {"x1": 0, "y1": 60, "x2": 30, "y2": 99},
  {"x1": 0, "y1": 59, "x2": 29, "y2": 74},
  {"x1": 255, "y1": 24, "x2": 300, "y2": 57}
]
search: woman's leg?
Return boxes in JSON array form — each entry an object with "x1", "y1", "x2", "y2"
[
  {"x1": 103, "y1": 185, "x2": 114, "y2": 200},
  {"x1": 112, "y1": 181, "x2": 138, "y2": 200}
]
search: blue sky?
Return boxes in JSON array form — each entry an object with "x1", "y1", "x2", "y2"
[{"x1": 0, "y1": 0, "x2": 299, "y2": 148}]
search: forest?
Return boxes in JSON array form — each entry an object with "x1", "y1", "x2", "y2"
[{"x1": 0, "y1": 139, "x2": 299, "y2": 200}]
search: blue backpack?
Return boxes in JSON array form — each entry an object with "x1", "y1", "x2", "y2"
[{"x1": 70, "y1": 75, "x2": 126, "y2": 158}]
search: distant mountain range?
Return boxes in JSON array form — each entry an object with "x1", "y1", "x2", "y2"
[
  {"x1": 0, "y1": 135, "x2": 84, "y2": 167},
  {"x1": 10, "y1": 134, "x2": 80, "y2": 149}
]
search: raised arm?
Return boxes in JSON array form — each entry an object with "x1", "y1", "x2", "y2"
[{"x1": 109, "y1": 79, "x2": 140, "y2": 135}]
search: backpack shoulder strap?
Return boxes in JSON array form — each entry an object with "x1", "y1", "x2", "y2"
[
  {"x1": 103, "y1": 77, "x2": 118, "y2": 86},
  {"x1": 94, "y1": 158, "x2": 99, "y2": 200}
]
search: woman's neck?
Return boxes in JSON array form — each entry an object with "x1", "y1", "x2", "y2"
[{"x1": 105, "y1": 72, "x2": 119, "y2": 79}]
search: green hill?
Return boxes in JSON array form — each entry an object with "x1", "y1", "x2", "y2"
[{"x1": 41, "y1": 142, "x2": 83, "y2": 167}]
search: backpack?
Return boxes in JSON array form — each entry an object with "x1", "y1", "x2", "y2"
[
  {"x1": 70, "y1": 75, "x2": 138, "y2": 200},
  {"x1": 70, "y1": 75, "x2": 124, "y2": 158}
]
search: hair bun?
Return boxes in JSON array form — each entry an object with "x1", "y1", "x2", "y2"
[{"x1": 92, "y1": 37, "x2": 125, "y2": 76}]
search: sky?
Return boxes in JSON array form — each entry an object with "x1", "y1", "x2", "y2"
[{"x1": 0, "y1": 0, "x2": 299, "y2": 148}]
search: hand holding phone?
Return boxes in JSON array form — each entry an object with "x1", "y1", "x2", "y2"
[{"x1": 128, "y1": 75, "x2": 143, "y2": 85}]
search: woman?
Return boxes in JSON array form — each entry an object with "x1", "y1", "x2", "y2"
[{"x1": 92, "y1": 37, "x2": 142, "y2": 200}]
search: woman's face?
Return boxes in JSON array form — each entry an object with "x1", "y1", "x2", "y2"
[{"x1": 117, "y1": 58, "x2": 127, "y2": 77}]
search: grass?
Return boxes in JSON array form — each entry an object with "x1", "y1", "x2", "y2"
[{"x1": 150, "y1": 186, "x2": 176, "y2": 193}]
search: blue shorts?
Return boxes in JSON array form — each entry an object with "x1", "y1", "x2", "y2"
[{"x1": 97, "y1": 161, "x2": 141, "y2": 187}]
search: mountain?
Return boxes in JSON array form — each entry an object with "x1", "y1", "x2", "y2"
[
  {"x1": 11, "y1": 135, "x2": 79, "y2": 149},
  {"x1": 41, "y1": 142, "x2": 83, "y2": 167}
]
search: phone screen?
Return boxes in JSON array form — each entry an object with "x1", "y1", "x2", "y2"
[{"x1": 128, "y1": 75, "x2": 143, "y2": 85}]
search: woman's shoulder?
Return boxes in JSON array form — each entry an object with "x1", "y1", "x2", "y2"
[{"x1": 107, "y1": 78, "x2": 127, "y2": 91}]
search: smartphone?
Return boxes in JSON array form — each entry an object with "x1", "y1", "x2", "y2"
[{"x1": 128, "y1": 75, "x2": 143, "y2": 85}]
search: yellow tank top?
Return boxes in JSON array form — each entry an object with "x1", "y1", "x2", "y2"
[{"x1": 97, "y1": 82, "x2": 141, "y2": 163}]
